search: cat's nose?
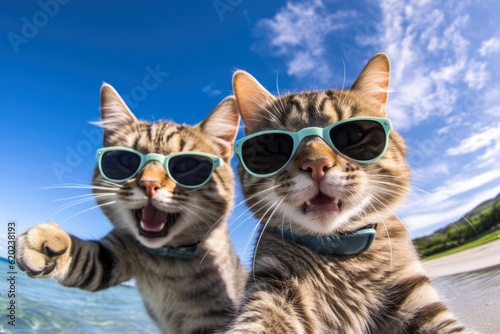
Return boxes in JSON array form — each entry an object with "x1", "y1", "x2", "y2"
[
  {"x1": 301, "y1": 158, "x2": 332, "y2": 183},
  {"x1": 140, "y1": 180, "x2": 161, "y2": 199}
]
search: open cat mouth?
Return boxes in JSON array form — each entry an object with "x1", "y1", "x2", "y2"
[
  {"x1": 133, "y1": 204, "x2": 181, "y2": 238},
  {"x1": 301, "y1": 192, "x2": 344, "y2": 214}
]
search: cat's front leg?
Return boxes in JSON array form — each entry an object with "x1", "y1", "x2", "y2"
[
  {"x1": 16, "y1": 222, "x2": 133, "y2": 291},
  {"x1": 391, "y1": 274, "x2": 473, "y2": 334}
]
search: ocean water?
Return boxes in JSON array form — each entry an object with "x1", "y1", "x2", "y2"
[
  {"x1": 1, "y1": 258, "x2": 499, "y2": 333},
  {"x1": 0, "y1": 259, "x2": 158, "y2": 334}
]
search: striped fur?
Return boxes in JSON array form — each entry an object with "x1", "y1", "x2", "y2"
[
  {"x1": 16, "y1": 83, "x2": 248, "y2": 334},
  {"x1": 223, "y1": 54, "x2": 472, "y2": 333}
]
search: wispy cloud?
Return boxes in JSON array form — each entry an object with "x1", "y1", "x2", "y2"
[
  {"x1": 464, "y1": 60, "x2": 490, "y2": 89},
  {"x1": 201, "y1": 83, "x2": 222, "y2": 97},
  {"x1": 479, "y1": 36, "x2": 500, "y2": 56},
  {"x1": 403, "y1": 183, "x2": 500, "y2": 233},
  {"x1": 446, "y1": 123, "x2": 500, "y2": 156},
  {"x1": 401, "y1": 170, "x2": 500, "y2": 233},
  {"x1": 255, "y1": 0, "x2": 356, "y2": 83},
  {"x1": 375, "y1": 1, "x2": 488, "y2": 130}
]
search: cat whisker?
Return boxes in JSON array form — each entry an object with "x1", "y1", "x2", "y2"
[
  {"x1": 252, "y1": 195, "x2": 287, "y2": 282},
  {"x1": 94, "y1": 179, "x2": 124, "y2": 188},
  {"x1": 54, "y1": 193, "x2": 116, "y2": 202},
  {"x1": 201, "y1": 200, "x2": 270, "y2": 265},
  {"x1": 366, "y1": 200, "x2": 394, "y2": 271},
  {"x1": 59, "y1": 201, "x2": 116, "y2": 224},
  {"x1": 280, "y1": 202, "x2": 290, "y2": 246},
  {"x1": 44, "y1": 184, "x2": 121, "y2": 191},
  {"x1": 200, "y1": 185, "x2": 282, "y2": 248},
  {"x1": 338, "y1": 56, "x2": 347, "y2": 110},
  {"x1": 275, "y1": 69, "x2": 288, "y2": 117},
  {"x1": 240, "y1": 198, "x2": 281, "y2": 275},
  {"x1": 227, "y1": 191, "x2": 280, "y2": 231},
  {"x1": 44, "y1": 194, "x2": 117, "y2": 221},
  {"x1": 177, "y1": 204, "x2": 212, "y2": 228},
  {"x1": 173, "y1": 200, "x2": 221, "y2": 219}
]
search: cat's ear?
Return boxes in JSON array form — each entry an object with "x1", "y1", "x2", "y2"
[
  {"x1": 100, "y1": 83, "x2": 138, "y2": 146},
  {"x1": 199, "y1": 96, "x2": 240, "y2": 161},
  {"x1": 233, "y1": 70, "x2": 276, "y2": 135},
  {"x1": 350, "y1": 53, "x2": 391, "y2": 117}
]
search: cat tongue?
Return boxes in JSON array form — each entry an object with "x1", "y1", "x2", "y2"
[{"x1": 141, "y1": 203, "x2": 168, "y2": 232}]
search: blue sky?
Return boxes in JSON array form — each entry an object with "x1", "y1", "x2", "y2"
[{"x1": 1, "y1": 0, "x2": 499, "y2": 263}]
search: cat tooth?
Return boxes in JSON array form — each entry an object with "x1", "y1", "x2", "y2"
[
  {"x1": 305, "y1": 199, "x2": 311, "y2": 206},
  {"x1": 332, "y1": 198, "x2": 339, "y2": 206}
]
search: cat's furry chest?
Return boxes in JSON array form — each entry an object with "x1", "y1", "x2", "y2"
[
  {"x1": 248, "y1": 229, "x2": 422, "y2": 333},
  {"x1": 131, "y1": 228, "x2": 247, "y2": 334}
]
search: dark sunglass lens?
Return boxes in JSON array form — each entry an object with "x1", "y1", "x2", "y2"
[
  {"x1": 241, "y1": 133, "x2": 294, "y2": 175},
  {"x1": 330, "y1": 120, "x2": 386, "y2": 161},
  {"x1": 168, "y1": 155, "x2": 213, "y2": 186},
  {"x1": 101, "y1": 150, "x2": 141, "y2": 180}
]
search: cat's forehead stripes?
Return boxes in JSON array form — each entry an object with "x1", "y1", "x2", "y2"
[
  {"x1": 125, "y1": 121, "x2": 205, "y2": 156},
  {"x1": 260, "y1": 90, "x2": 360, "y2": 132}
]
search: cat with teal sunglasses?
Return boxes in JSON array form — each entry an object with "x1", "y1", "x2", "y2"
[
  {"x1": 234, "y1": 117, "x2": 392, "y2": 178},
  {"x1": 96, "y1": 146, "x2": 223, "y2": 188}
]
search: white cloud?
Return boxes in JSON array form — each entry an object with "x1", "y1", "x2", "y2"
[
  {"x1": 464, "y1": 61, "x2": 490, "y2": 89},
  {"x1": 446, "y1": 123, "x2": 500, "y2": 156},
  {"x1": 412, "y1": 162, "x2": 450, "y2": 180},
  {"x1": 201, "y1": 83, "x2": 222, "y2": 97},
  {"x1": 377, "y1": 1, "x2": 478, "y2": 130},
  {"x1": 255, "y1": 0, "x2": 356, "y2": 82},
  {"x1": 479, "y1": 36, "x2": 500, "y2": 56},
  {"x1": 403, "y1": 183, "x2": 500, "y2": 233},
  {"x1": 399, "y1": 169, "x2": 500, "y2": 231}
]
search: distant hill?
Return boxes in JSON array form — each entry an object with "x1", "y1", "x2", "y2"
[{"x1": 413, "y1": 193, "x2": 500, "y2": 257}]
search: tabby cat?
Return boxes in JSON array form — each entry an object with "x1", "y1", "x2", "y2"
[
  {"x1": 16, "y1": 83, "x2": 248, "y2": 334},
  {"x1": 224, "y1": 54, "x2": 471, "y2": 333}
]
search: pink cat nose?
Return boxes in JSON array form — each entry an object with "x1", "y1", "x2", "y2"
[
  {"x1": 140, "y1": 180, "x2": 161, "y2": 199},
  {"x1": 301, "y1": 158, "x2": 333, "y2": 182}
]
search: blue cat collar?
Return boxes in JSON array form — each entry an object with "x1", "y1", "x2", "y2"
[
  {"x1": 141, "y1": 242, "x2": 200, "y2": 260},
  {"x1": 274, "y1": 225, "x2": 376, "y2": 256}
]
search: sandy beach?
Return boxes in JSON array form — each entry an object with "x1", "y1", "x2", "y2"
[{"x1": 422, "y1": 238, "x2": 500, "y2": 278}]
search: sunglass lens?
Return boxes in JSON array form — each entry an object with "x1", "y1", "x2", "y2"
[
  {"x1": 101, "y1": 150, "x2": 142, "y2": 181},
  {"x1": 241, "y1": 133, "x2": 294, "y2": 175},
  {"x1": 330, "y1": 120, "x2": 386, "y2": 161},
  {"x1": 168, "y1": 155, "x2": 213, "y2": 186}
]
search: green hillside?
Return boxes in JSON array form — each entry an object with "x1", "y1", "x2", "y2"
[{"x1": 413, "y1": 193, "x2": 500, "y2": 258}]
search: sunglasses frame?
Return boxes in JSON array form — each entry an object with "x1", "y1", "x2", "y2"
[
  {"x1": 234, "y1": 117, "x2": 393, "y2": 178},
  {"x1": 96, "y1": 146, "x2": 224, "y2": 188}
]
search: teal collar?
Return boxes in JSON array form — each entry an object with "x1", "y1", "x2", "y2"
[
  {"x1": 274, "y1": 225, "x2": 377, "y2": 256},
  {"x1": 141, "y1": 242, "x2": 200, "y2": 260}
]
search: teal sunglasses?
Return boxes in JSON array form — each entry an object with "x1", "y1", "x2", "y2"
[
  {"x1": 234, "y1": 117, "x2": 392, "y2": 177},
  {"x1": 96, "y1": 147, "x2": 223, "y2": 188}
]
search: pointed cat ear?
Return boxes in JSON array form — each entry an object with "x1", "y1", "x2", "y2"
[
  {"x1": 350, "y1": 53, "x2": 391, "y2": 117},
  {"x1": 198, "y1": 96, "x2": 240, "y2": 161},
  {"x1": 100, "y1": 83, "x2": 138, "y2": 146},
  {"x1": 233, "y1": 70, "x2": 276, "y2": 135}
]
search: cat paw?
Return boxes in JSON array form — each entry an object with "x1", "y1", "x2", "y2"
[{"x1": 16, "y1": 222, "x2": 72, "y2": 279}]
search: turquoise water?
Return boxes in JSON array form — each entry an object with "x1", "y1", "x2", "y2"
[
  {"x1": 0, "y1": 259, "x2": 158, "y2": 334},
  {"x1": 1, "y1": 258, "x2": 499, "y2": 333}
]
